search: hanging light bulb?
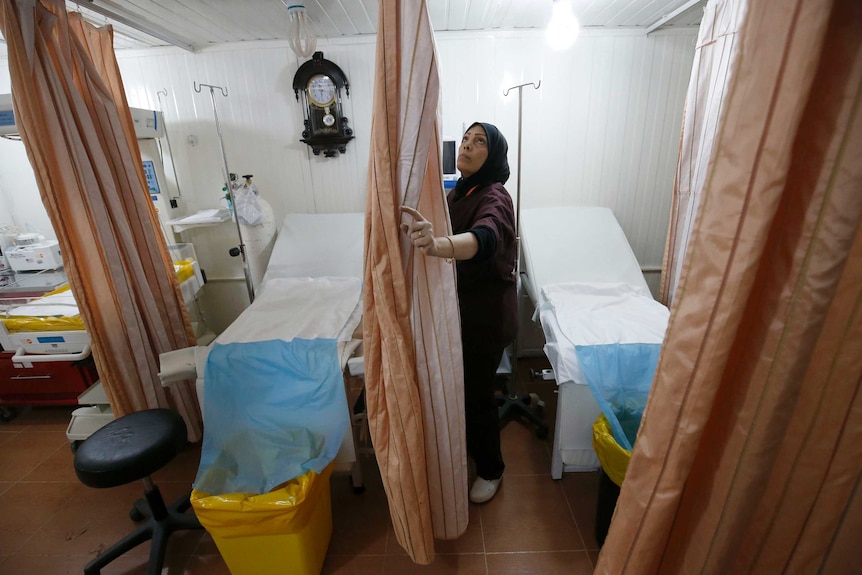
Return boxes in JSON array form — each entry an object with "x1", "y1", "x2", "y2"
[
  {"x1": 282, "y1": 1, "x2": 317, "y2": 58},
  {"x1": 546, "y1": 0, "x2": 580, "y2": 51}
]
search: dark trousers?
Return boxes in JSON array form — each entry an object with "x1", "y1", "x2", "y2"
[{"x1": 463, "y1": 342, "x2": 506, "y2": 480}]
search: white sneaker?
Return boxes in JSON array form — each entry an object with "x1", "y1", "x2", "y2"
[{"x1": 469, "y1": 476, "x2": 502, "y2": 503}]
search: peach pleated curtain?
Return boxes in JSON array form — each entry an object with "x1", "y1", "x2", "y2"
[
  {"x1": 660, "y1": 0, "x2": 744, "y2": 306},
  {"x1": 0, "y1": 0, "x2": 201, "y2": 440},
  {"x1": 363, "y1": 0, "x2": 467, "y2": 564},
  {"x1": 597, "y1": 0, "x2": 862, "y2": 572}
]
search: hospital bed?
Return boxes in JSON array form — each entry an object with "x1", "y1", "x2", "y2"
[
  {"x1": 519, "y1": 206, "x2": 669, "y2": 479},
  {"x1": 158, "y1": 212, "x2": 367, "y2": 489}
]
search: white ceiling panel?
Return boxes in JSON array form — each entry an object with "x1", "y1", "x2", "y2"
[{"x1": 0, "y1": 0, "x2": 705, "y2": 51}]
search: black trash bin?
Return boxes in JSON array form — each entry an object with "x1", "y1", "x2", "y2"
[
  {"x1": 592, "y1": 414, "x2": 632, "y2": 546},
  {"x1": 595, "y1": 468, "x2": 620, "y2": 546}
]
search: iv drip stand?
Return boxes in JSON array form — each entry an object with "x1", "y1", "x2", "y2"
[
  {"x1": 500, "y1": 80, "x2": 548, "y2": 439},
  {"x1": 194, "y1": 81, "x2": 255, "y2": 304}
]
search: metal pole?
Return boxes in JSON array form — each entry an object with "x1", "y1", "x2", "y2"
[
  {"x1": 194, "y1": 82, "x2": 255, "y2": 304},
  {"x1": 502, "y1": 81, "x2": 540, "y2": 253},
  {"x1": 503, "y1": 81, "x2": 540, "y2": 399}
]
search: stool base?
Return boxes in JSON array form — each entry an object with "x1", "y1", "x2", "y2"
[{"x1": 84, "y1": 487, "x2": 202, "y2": 575}]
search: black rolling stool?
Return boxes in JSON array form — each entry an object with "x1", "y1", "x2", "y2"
[{"x1": 73, "y1": 408, "x2": 203, "y2": 575}]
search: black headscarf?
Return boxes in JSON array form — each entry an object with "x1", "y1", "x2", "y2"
[{"x1": 453, "y1": 122, "x2": 510, "y2": 199}]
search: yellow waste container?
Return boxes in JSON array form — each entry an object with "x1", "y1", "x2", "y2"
[
  {"x1": 592, "y1": 413, "x2": 631, "y2": 488},
  {"x1": 191, "y1": 464, "x2": 333, "y2": 575}
]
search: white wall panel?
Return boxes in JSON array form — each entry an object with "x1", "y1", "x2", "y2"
[
  {"x1": 437, "y1": 29, "x2": 695, "y2": 287},
  {"x1": 1, "y1": 28, "x2": 694, "y2": 328}
]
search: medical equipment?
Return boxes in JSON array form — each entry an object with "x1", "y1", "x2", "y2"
[
  {"x1": 1, "y1": 96, "x2": 184, "y2": 247},
  {"x1": 158, "y1": 212, "x2": 367, "y2": 488},
  {"x1": 0, "y1": 249, "x2": 12, "y2": 275},
  {"x1": 133, "y1": 105, "x2": 186, "y2": 246},
  {"x1": 0, "y1": 227, "x2": 21, "y2": 275},
  {"x1": 4, "y1": 233, "x2": 63, "y2": 272},
  {"x1": 0, "y1": 269, "x2": 98, "y2": 421},
  {"x1": 519, "y1": 206, "x2": 669, "y2": 479},
  {"x1": 0, "y1": 245, "x2": 203, "y2": 356},
  {"x1": 0, "y1": 244, "x2": 205, "y2": 425}
]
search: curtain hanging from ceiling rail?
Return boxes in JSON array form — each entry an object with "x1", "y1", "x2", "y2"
[
  {"x1": 362, "y1": 0, "x2": 468, "y2": 564},
  {"x1": 660, "y1": 0, "x2": 743, "y2": 306},
  {"x1": 0, "y1": 0, "x2": 201, "y2": 439},
  {"x1": 598, "y1": 0, "x2": 862, "y2": 572}
]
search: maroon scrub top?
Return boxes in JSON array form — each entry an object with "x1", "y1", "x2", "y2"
[{"x1": 447, "y1": 181, "x2": 518, "y2": 347}]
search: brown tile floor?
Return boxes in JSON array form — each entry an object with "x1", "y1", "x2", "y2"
[{"x1": 0, "y1": 357, "x2": 603, "y2": 574}]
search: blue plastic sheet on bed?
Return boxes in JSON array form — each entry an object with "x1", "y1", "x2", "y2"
[
  {"x1": 194, "y1": 338, "x2": 348, "y2": 495},
  {"x1": 575, "y1": 343, "x2": 661, "y2": 451}
]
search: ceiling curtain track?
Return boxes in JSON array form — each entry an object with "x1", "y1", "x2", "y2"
[
  {"x1": 0, "y1": 0, "x2": 201, "y2": 440},
  {"x1": 363, "y1": 0, "x2": 468, "y2": 564},
  {"x1": 598, "y1": 0, "x2": 862, "y2": 572}
]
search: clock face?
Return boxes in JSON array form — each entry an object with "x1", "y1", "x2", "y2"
[{"x1": 307, "y1": 75, "x2": 336, "y2": 107}]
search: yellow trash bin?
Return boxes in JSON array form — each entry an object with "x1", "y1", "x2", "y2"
[
  {"x1": 592, "y1": 413, "x2": 631, "y2": 488},
  {"x1": 191, "y1": 464, "x2": 333, "y2": 575}
]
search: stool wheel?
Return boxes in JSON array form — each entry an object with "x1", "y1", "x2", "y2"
[
  {"x1": 0, "y1": 406, "x2": 18, "y2": 422},
  {"x1": 129, "y1": 498, "x2": 148, "y2": 522}
]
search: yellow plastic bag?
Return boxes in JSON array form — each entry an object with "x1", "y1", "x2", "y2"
[
  {"x1": 174, "y1": 260, "x2": 196, "y2": 284},
  {"x1": 592, "y1": 414, "x2": 631, "y2": 488},
  {"x1": 190, "y1": 464, "x2": 331, "y2": 538}
]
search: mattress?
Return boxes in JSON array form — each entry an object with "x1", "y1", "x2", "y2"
[
  {"x1": 520, "y1": 206, "x2": 651, "y2": 309},
  {"x1": 260, "y1": 212, "x2": 365, "y2": 289}
]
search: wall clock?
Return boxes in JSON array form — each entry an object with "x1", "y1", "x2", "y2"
[{"x1": 292, "y1": 51, "x2": 354, "y2": 158}]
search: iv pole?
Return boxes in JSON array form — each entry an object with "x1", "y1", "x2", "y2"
[
  {"x1": 500, "y1": 80, "x2": 548, "y2": 438},
  {"x1": 194, "y1": 82, "x2": 255, "y2": 304}
]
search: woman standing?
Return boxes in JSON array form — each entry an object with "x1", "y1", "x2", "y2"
[{"x1": 402, "y1": 122, "x2": 517, "y2": 504}]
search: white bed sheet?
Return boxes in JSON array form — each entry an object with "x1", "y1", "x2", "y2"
[
  {"x1": 216, "y1": 277, "x2": 362, "y2": 346},
  {"x1": 539, "y1": 283, "x2": 669, "y2": 387}
]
